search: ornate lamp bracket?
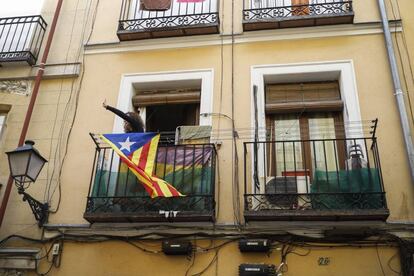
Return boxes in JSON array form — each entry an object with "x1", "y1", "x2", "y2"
[{"x1": 18, "y1": 188, "x2": 49, "y2": 227}]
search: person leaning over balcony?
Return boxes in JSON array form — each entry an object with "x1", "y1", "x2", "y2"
[{"x1": 102, "y1": 100, "x2": 145, "y2": 133}]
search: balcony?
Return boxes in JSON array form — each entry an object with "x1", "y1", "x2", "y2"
[
  {"x1": 84, "y1": 134, "x2": 216, "y2": 223},
  {"x1": 243, "y1": 0, "x2": 353, "y2": 32},
  {"x1": 117, "y1": 0, "x2": 219, "y2": 41},
  {"x1": 243, "y1": 132, "x2": 389, "y2": 221},
  {"x1": 0, "y1": 16, "x2": 47, "y2": 66}
]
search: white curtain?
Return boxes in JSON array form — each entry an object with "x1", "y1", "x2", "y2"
[
  {"x1": 0, "y1": 114, "x2": 6, "y2": 141},
  {"x1": 273, "y1": 116, "x2": 304, "y2": 177},
  {"x1": 309, "y1": 115, "x2": 338, "y2": 172}
]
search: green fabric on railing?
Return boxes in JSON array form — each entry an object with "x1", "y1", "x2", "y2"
[
  {"x1": 92, "y1": 167, "x2": 213, "y2": 197},
  {"x1": 310, "y1": 168, "x2": 384, "y2": 210}
]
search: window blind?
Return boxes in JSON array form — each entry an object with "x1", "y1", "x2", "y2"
[
  {"x1": 265, "y1": 81, "x2": 342, "y2": 114},
  {"x1": 132, "y1": 89, "x2": 200, "y2": 107}
]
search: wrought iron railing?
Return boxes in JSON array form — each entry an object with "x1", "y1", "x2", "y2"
[
  {"x1": 118, "y1": 0, "x2": 219, "y2": 38},
  {"x1": 85, "y1": 134, "x2": 216, "y2": 222},
  {"x1": 243, "y1": 0, "x2": 353, "y2": 23},
  {"x1": 0, "y1": 15, "x2": 47, "y2": 65},
  {"x1": 243, "y1": 135, "x2": 388, "y2": 219}
]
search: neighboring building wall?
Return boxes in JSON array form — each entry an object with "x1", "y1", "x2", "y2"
[{"x1": 0, "y1": 0, "x2": 92, "y2": 237}]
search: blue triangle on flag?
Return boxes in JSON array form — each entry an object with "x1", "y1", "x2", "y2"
[{"x1": 102, "y1": 132, "x2": 158, "y2": 156}]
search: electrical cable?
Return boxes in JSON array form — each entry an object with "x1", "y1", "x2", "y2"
[
  {"x1": 185, "y1": 242, "x2": 196, "y2": 276},
  {"x1": 0, "y1": 231, "x2": 405, "y2": 251},
  {"x1": 392, "y1": 0, "x2": 414, "y2": 88},
  {"x1": 377, "y1": 243, "x2": 387, "y2": 276},
  {"x1": 47, "y1": 0, "x2": 99, "y2": 208},
  {"x1": 45, "y1": 0, "x2": 83, "y2": 205},
  {"x1": 217, "y1": 0, "x2": 225, "y2": 141},
  {"x1": 36, "y1": 259, "x2": 54, "y2": 276},
  {"x1": 36, "y1": 242, "x2": 55, "y2": 261},
  {"x1": 48, "y1": 0, "x2": 100, "y2": 213},
  {"x1": 190, "y1": 247, "x2": 220, "y2": 276},
  {"x1": 214, "y1": 144, "x2": 221, "y2": 221},
  {"x1": 388, "y1": 0, "x2": 414, "y2": 125},
  {"x1": 230, "y1": 0, "x2": 241, "y2": 228},
  {"x1": 387, "y1": 251, "x2": 402, "y2": 275},
  {"x1": 123, "y1": 239, "x2": 160, "y2": 254}
]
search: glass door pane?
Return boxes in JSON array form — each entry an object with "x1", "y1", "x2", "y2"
[
  {"x1": 274, "y1": 115, "x2": 303, "y2": 176},
  {"x1": 309, "y1": 114, "x2": 338, "y2": 172}
]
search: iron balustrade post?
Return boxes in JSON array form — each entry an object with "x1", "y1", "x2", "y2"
[
  {"x1": 333, "y1": 140, "x2": 340, "y2": 190},
  {"x1": 87, "y1": 148, "x2": 99, "y2": 197},
  {"x1": 243, "y1": 142, "x2": 247, "y2": 197},
  {"x1": 191, "y1": 145, "x2": 196, "y2": 193}
]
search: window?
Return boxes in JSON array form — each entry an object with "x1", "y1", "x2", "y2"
[
  {"x1": 145, "y1": 104, "x2": 200, "y2": 133},
  {"x1": 132, "y1": 87, "x2": 202, "y2": 143},
  {"x1": 127, "y1": 0, "x2": 218, "y2": 19},
  {"x1": 0, "y1": 113, "x2": 7, "y2": 140},
  {"x1": 267, "y1": 112, "x2": 345, "y2": 178},
  {"x1": 264, "y1": 81, "x2": 345, "y2": 195}
]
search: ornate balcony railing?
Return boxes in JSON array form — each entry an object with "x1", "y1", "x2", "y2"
[
  {"x1": 243, "y1": 134, "x2": 389, "y2": 221},
  {"x1": 84, "y1": 134, "x2": 216, "y2": 222},
  {"x1": 0, "y1": 15, "x2": 47, "y2": 65},
  {"x1": 243, "y1": 0, "x2": 353, "y2": 31},
  {"x1": 118, "y1": 0, "x2": 219, "y2": 41}
]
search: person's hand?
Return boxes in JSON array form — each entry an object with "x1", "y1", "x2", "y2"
[{"x1": 102, "y1": 99, "x2": 107, "y2": 108}]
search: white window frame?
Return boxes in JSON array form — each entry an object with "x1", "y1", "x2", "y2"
[
  {"x1": 250, "y1": 60, "x2": 362, "y2": 193},
  {"x1": 113, "y1": 69, "x2": 214, "y2": 133},
  {"x1": 0, "y1": 113, "x2": 7, "y2": 141},
  {"x1": 103, "y1": 69, "x2": 214, "y2": 192}
]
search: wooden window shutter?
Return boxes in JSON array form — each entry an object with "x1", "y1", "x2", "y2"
[
  {"x1": 140, "y1": 0, "x2": 172, "y2": 11},
  {"x1": 292, "y1": 0, "x2": 310, "y2": 16},
  {"x1": 265, "y1": 82, "x2": 343, "y2": 114},
  {"x1": 132, "y1": 89, "x2": 201, "y2": 107}
]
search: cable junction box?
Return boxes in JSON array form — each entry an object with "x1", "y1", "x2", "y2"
[
  {"x1": 239, "y1": 239, "x2": 271, "y2": 253},
  {"x1": 162, "y1": 241, "x2": 192, "y2": 255},
  {"x1": 239, "y1": 264, "x2": 276, "y2": 276}
]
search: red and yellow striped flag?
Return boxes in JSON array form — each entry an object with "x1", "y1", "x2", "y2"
[{"x1": 100, "y1": 133, "x2": 184, "y2": 198}]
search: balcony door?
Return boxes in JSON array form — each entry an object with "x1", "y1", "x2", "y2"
[
  {"x1": 292, "y1": 0, "x2": 309, "y2": 16},
  {"x1": 113, "y1": 88, "x2": 202, "y2": 196},
  {"x1": 126, "y1": 0, "x2": 218, "y2": 20},
  {"x1": 264, "y1": 81, "x2": 344, "y2": 184},
  {"x1": 267, "y1": 111, "x2": 345, "y2": 179}
]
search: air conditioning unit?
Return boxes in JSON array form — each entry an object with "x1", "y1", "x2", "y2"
[{"x1": 259, "y1": 174, "x2": 310, "y2": 210}]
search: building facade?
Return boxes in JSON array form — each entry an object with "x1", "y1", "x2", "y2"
[{"x1": 1, "y1": 0, "x2": 414, "y2": 275}]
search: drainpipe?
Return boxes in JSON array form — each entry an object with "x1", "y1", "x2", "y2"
[
  {"x1": 0, "y1": 0, "x2": 65, "y2": 228},
  {"x1": 377, "y1": 0, "x2": 414, "y2": 183}
]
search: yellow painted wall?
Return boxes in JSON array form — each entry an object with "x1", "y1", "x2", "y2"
[
  {"x1": 29, "y1": 33, "x2": 412, "y2": 228},
  {"x1": 29, "y1": 241, "x2": 400, "y2": 276}
]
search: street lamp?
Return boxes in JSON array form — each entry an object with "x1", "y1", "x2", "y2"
[{"x1": 6, "y1": 140, "x2": 49, "y2": 226}]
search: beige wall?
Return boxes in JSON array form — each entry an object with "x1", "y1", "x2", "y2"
[
  {"x1": 28, "y1": 241, "x2": 399, "y2": 276},
  {"x1": 31, "y1": 33, "x2": 412, "y2": 227}
]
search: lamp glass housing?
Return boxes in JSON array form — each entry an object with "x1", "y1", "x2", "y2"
[{"x1": 6, "y1": 141, "x2": 47, "y2": 185}]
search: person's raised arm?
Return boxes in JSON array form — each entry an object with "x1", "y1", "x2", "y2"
[{"x1": 103, "y1": 102, "x2": 131, "y2": 123}]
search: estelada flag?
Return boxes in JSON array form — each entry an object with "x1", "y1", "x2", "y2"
[{"x1": 100, "y1": 133, "x2": 184, "y2": 198}]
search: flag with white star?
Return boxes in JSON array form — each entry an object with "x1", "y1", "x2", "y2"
[{"x1": 100, "y1": 133, "x2": 184, "y2": 198}]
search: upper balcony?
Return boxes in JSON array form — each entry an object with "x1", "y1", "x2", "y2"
[
  {"x1": 84, "y1": 134, "x2": 216, "y2": 223},
  {"x1": 243, "y1": 0, "x2": 354, "y2": 32},
  {"x1": 243, "y1": 121, "x2": 389, "y2": 222},
  {"x1": 117, "y1": 0, "x2": 219, "y2": 41},
  {"x1": 0, "y1": 15, "x2": 47, "y2": 66}
]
